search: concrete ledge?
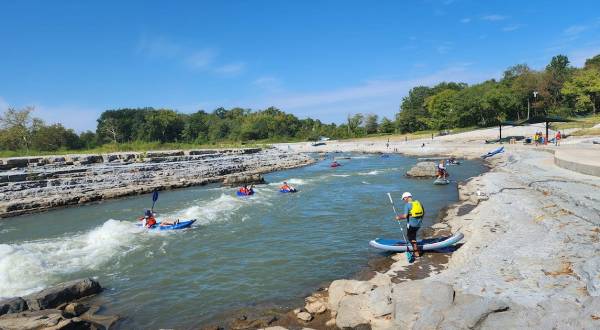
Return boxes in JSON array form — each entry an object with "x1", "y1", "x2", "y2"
[{"x1": 554, "y1": 149, "x2": 600, "y2": 177}]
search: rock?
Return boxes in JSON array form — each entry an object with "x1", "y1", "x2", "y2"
[
  {"x1": 369, "y1": 272, "x2": 392, "y2": 287},
  {"x1": 63, "y1": 302, "x2": 88, "y2": 317},
  {"x1": 328, "y1": 280, "x2": 374, "y2": 311},
  {"x1": 0, "y1": 297, "x2": 28, "y2": 316},
  {"x1": 45, "y1": 317, "x2": 90, "y2": 330},
  {"x1": 24, "y1": 278, "x2": 102, "y2": 311},
  {"x1": 230, "y1": 315, "x2": 277, "y2": 330},
  {"x1": 0, "y1": 309, "x2": 65, "y2": 329},
  {"x1": 336, "y1": 294, "x2": 369, "y2": 328},
  {"x1": 439, "y1": 293, "x2": 509, "y2": 329},
  {"x1": 406, "y1": 161, "x2": 437, "y2": 177},
  {"x1": 325, "y1": 318, "x2": 336, "y2": 327},
  {"x1": 305, "y1": 300, "x2": 326, "y2": 314},
  {"x1": 260, "y1": 327, "x2": 288, "y2": 330},
  {"x1": 296, "y1": 311, "x2": 313, "y2": 322},
  {"x1": 368, "y1": 285, "x2": 393, "y2": 318},
  {"x1": 223, "y1": 173, "x2": 265, "y2": 186},
  {"x1": 393, "y1": 280, "x2": 454, "y2": 329}
]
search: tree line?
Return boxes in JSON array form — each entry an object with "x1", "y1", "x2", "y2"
[
  {"x1": 1, "y1": 53, "x2": 598, "y2": 153},
  {"x1": 396, "y1": 54, "x2": 600, "y2": 132}
]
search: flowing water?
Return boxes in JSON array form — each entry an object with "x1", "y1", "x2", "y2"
[{"x1": 0, "y1": 154, "x2": 485, "y2": 328}]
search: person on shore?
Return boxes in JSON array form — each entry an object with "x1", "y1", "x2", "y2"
[
  {"x1": 437, "y1": 160, "x2": 448, "y2": 179},
  {"x1": 534, "y1": 132, "x2": 539, "y2": 146},
  {"x1": 395, "y1": 192, "x2": 424, "y2": 257},
  {"x1": 555, "y1": 131, "x2": 562, "y2": 146}
]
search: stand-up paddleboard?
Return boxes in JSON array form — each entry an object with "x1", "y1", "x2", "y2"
[
  {"x1": 369, "y1": 232, "x2": 464, "y2": 252},
  {"x1": 482, "y1": 146, "x2": 504, "y2": 159},
  {"x1": 139, "y1": 219, "x2": 196, "y2": 230},
  {"x1": 434, "y1": 178, "x2": 450, "y2": 185}
]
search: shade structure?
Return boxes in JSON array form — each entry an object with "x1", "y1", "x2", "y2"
[
  {"x1": 498, "y1": 120, "x2": 522, "y2": 141},
  {"x1": 517, "y1": 116, "x2": 576, "y2": 144}
]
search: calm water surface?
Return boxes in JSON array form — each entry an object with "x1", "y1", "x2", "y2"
[{"x1": 0, "y1": 154, "x2": 485, "y2": 328}]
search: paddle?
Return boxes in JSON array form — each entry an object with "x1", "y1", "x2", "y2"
[
  {"x1": 386, "y1": 193, "x2": 414, "y2": 263},
  {"x1": 151, "y1": 190, "x2": 159, "y2": 213}
]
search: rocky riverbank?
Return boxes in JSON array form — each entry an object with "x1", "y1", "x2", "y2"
[
  {"x1": 0, "y1": 148, "x2": 314, "y2": 218},
  {"x1": 264, "y1": 138, "x2": 600, "y2": 329},
  {"x1": 0, "y1": 278, "x2": 118, "y2": 330}
]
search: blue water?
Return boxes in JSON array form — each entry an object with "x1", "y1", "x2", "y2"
[{"x1": 0, "y1": 154, "x2": 485, "y2": 328}]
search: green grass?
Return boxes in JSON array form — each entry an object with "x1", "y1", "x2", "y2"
[
  {"x1": 0, "y1": 141, "x2": 270, "y2": 158},
  {"x1": 553, "y1": 114, "x2": 600, "y2": 130},
  {"x1": 569, "y1": 128, "x2": 600, "y2": 136}
]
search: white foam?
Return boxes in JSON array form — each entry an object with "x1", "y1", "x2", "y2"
[
  {"x1": 331, "y1": 174, "x2": 350, "y2": 177},
  {"x1": 359, "y1": 170, "x2": 380, "y2": 176},
  {"x1": 173, "y1": 193, "x2": 272, "y2": 225},
  {"x1": 0, "y1": 220, "x2": 142, "y2": 298}
]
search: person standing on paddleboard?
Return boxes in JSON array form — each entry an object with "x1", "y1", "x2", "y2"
[{"x1": 395, "y1": 192, "x2": 425, "y2": 257}]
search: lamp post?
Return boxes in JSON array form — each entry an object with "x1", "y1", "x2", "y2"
[{"x1": 527, "y1": 91, "x2": 538, "y2": 119}]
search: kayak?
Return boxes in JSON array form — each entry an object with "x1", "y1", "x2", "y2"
[
  {"x1": 381, "y1": 154, "x2": 390, "y2": 158},
  {"x1": 330, "y1": 163, "x2": 342, "y2": 168},
  {"x1": 369, "y1": 232, "x2": 464, "y2": 252},
  {"x1": 280, "y1": 188, "x2": 297, "y2": 193},
  {"x1": 237, "y1": 190, "x2": 254, "y2": 196},
  {"x1": 481, "y1": 146, "x2": 504, "y2": 159},
  {"x1": 140, "y1": 219, "x2": 196, "y2": 230},
  {"x1": 434, "y1": 178, "x2": 450, "y2": 185}
]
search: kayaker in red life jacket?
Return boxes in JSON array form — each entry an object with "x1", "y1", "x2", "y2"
[
  {"x1": 280, "y1": 182, "x2": 291, "y2": 191},
  {"x1": 139, "y1": 210, "x2": 157, "y2": 228}
]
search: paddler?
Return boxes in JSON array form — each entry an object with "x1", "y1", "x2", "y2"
[
  {"x1": 280, "y1": 181, "x2": 294, "y2": 192},
  {"x1": 437, "y1": 160, "x2": 448, "y2": 179},
  {"x1": 395, "y1": 192, "x2": 424, "y2": 257},
  {"x1": 140, "y1": 209, "x2": 157, "y2": 228}
]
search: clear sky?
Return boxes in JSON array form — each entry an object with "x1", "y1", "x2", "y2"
[{"x1": 1, "y1": 0, "x2": 599, "y2": 131}]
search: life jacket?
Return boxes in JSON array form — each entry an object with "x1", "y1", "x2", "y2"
[
  {"x1": 281, "y1": 185, "x2": 290, "y2": 190},
  {"x1": 410, "y1": 200, "x2": 424, "y2": 218},
  {"x1": 146, "y1": 217, "x2": 157, "y2": 228}
]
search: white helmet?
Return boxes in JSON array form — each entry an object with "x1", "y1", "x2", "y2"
[{"x1": 402, "y1": 192, "x2": 412, "y2": 199}]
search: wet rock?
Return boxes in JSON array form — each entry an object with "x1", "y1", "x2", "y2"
[
  {"x1": 24, "y1": 278, "x2": 102, "y2": 311},
  {"x1": 406, "y1": 161, "x2": 437, "y2": 177},
  {"x1": 0, "y1": 297, "x2": 28, "y2": 316},
  {"x1": 63, "y1": 302, "x2": 88, "y2": 317},
  {"x1": 0, "y1": 309, "x2": 65, "y2": 329},
  {"x1": 230, "y1": 314, "x2": 278, "y2": 330}
]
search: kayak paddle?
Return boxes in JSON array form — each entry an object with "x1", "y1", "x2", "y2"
[
  {"x1": 151, "y1": 190, "x2": 159, "y2": 213},
  {"x1": 386, "y1": 193, "x2": 414, "y2": 263}
]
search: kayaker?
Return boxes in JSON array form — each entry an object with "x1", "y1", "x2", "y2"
[
  {"x1": 395, "y1": 192, "x2": 424, "y2": 257},
  {"x1": 437, "y1": 160, "x2": 448, "y2": 179},
  {"x1": 239, "y1": 185, "x2": 249, "y2": 195},
  {"x1": 280, "y1": 181, "x2": 291, "y2": 191},
  {"x1": 141, "y1": 210, "x2": 157, "y2": 228}
]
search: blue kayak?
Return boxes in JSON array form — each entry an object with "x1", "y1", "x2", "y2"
[
  {"x1": 369, "y1": 232, "x2": 464, "y2": 252},
  {"x1": 280, "y1": 188, "x2": 297, "y2": 193},
  {"x1": 143, "y1": 219, "x2": 196, "y2": 230},
  {"x1": 236, "y1": 190, "x2": 254, "y2": 196},
  {"x1": 481, "y1": 146, "x2": 504, "y2": 159}
]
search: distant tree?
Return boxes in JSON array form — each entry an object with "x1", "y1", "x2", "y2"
[
  {"x1": 364, "y1": 114, "x2": 379, "y2": 134},
  {"x1": 562, "y1": 68, "x2": 600, "y2": 114},
  {"x1": 379, "y1": 117, "x2": 395, "y2": 133},
  {"x1": 0, "y1": 106, "x2": 35, "y2": 151},
  {"x1": 142, "y1": 110, "x2": 185, "y2": 142},
  {"x1": 79, "y1": 130, "x2": 98, "y2": 149},
  {"x1": 544, "y1": 55, "x2": 573, "y2": 109},
  {"x1": 98, "y1": 117, "x2": 120, "y2": 143},
  {"x1": 31, "y1": 123, "x2": 81, "y2": 151},
  {"x1": 584, "y1": 54, "x2": 600, "y2": 71},
  {"x1": 347, "y1": 113, "x2": 364, "y2": 135}
]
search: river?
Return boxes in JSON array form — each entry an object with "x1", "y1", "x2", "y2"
[{"x1": 0, "y1": 153, "x2": 485, "y2": 328}]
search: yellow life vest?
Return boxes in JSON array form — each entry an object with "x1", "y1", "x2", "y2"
[{"x1": 410, "y1": 200, "x2": 424, "y2": 218}]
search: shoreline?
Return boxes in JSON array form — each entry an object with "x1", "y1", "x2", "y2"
[
  {"x1": 198, "y1": 154, "x2": 491, "y2": 330},
  {"x1": 257, "y1": 139, "x2": 600, "y2": 329},
  {"x1": 0, "y1": 147, "x2": 315, "y2": 219}
]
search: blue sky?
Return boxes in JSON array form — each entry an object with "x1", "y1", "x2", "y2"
[{"x1": 1, "y1": 0, "x2": 600, "y2": 131}]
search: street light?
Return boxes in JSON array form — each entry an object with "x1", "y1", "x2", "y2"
[{"x1": 527, "y1": 91, "x2": 538, "y2": 119}]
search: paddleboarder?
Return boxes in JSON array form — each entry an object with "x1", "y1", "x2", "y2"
[{"x1": 395, "y1": 192, "x2": 425, "y2": 257}]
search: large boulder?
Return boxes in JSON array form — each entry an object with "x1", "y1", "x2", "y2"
[
  {"x1": 0, "y1": 297, "x2": 28, "y2": 316},
  {"x1": 406, "y1": 161, "x2": 437, "y2": 177},
  {"x1": 23, "y1": 278, "x2": 102, "y2": 311},
  {"x1": 328, "y1": 279, "x2": 374, "y2": 312},
  {"x1": 0, "y1": 309, "x2": 90, "y2": 330}
]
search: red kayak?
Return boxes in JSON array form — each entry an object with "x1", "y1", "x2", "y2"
[{"x1": 330, "y1": 162, "x2": 341, "y2": 168}]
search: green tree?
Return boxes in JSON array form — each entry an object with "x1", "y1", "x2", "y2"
[
  {"x1": 425, "y1": 89, "x2": 458, "y2": 129},
  {"x1": 584, "y1": 54, "x2": 600, "y2": 71},
  {"x1": 364, "y1": 114, "x2": 378, "y2": 134},
  {"x1": 562, "y1": 68, "x2": 600, "y2": 114},
  {"x1": 379, "y1": 117, "x2": 395, "y2": 133},
  {"x1": 142, "y1": 110, "x2": 185, "y2": 142},
  {"x1": 0, "y1": 106, "x2": 35, "y2": 151},
  {"x1": 347, "y1": 113, "x2": 364, "y2": 136}
]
